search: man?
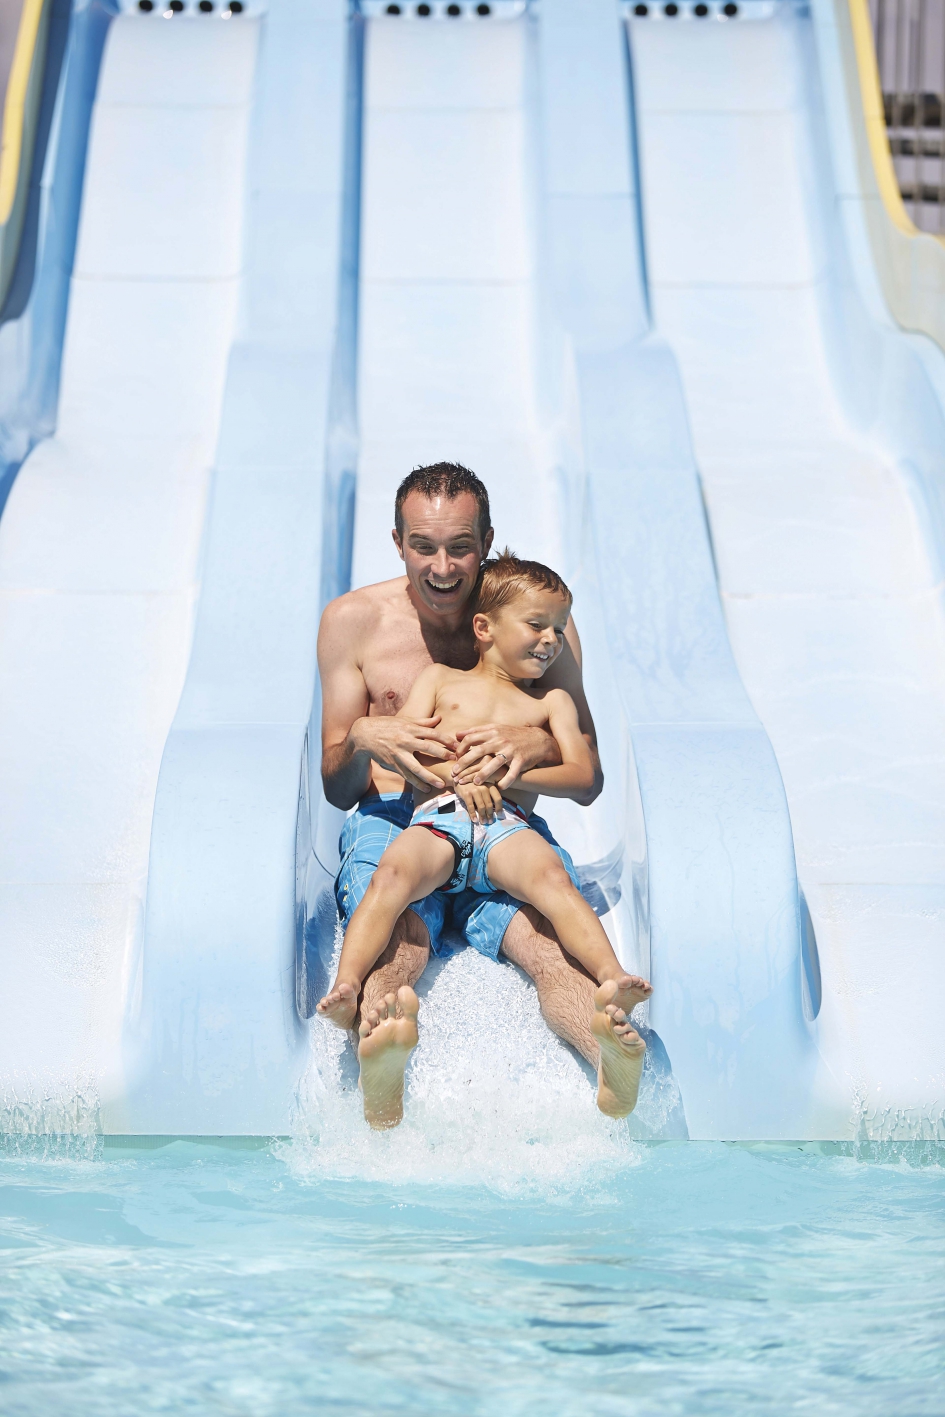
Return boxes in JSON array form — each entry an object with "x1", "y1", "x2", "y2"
[{"x1": 317, "y1": 462, "x2": 651, "y2": 1124}]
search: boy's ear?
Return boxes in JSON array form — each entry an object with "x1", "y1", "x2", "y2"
[{"x1": 472, "y1": 612, "x2": 491, "y2": 644}]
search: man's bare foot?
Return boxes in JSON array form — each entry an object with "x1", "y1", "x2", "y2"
[
  {"x1": 592, "y1": 980, "x2": 646, "y2": 1118},
  {"x1": 316, "y1": 980, "x2": 359, "y2": 1031},
  {"x1": 358, "y1": 986, "x2": 419, "y2": 1130},
  {"x1": 607, "y1": 973, "x2": 653, "y2": 1016}
]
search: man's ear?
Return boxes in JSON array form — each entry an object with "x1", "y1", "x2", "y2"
[
  {"x1": 472, "y1": 613, "x2": 491, "y2": 645},
  {"x1": 392, "y1": 528, "x2": 404, "y2": 561},
  {"x1": 482, "y1": 526, "x2": 495, "y2": 559}
]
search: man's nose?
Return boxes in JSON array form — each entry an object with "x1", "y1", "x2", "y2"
[{"x1": 430, "y1": 549, "x2": 452, "y2": 577}]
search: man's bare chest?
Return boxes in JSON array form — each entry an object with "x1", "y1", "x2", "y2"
[{"x1": 363, "y1": 621, "x2": 477, "y2": 715}]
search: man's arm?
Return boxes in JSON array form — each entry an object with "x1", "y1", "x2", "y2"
[
  {"x1": 450, "y1": 616, "x2": 604, "y2": 805},
  {"x1": 318, "y1": 597, "x2": 454, "y2": 810}
]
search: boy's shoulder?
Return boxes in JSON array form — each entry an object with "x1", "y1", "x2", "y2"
[{"x1": 526, "y1": 683, "x2": 577, "y2": 713}]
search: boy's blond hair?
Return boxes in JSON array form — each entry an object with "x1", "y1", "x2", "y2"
[{"x1": 474, "y1": 549, "x2": 572, "y2": 620}]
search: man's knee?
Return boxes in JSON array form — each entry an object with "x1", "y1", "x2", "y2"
[{"x1": 500, "y1": 904, "x2": 559, "y2": 972}]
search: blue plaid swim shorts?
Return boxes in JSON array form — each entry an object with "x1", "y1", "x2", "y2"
[{"x1": 334, "y1": 790, "x2": 580, "y2": 961}]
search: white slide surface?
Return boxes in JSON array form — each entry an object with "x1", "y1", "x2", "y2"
[
  {"x1": 0, "y1": 15, "x2": 257, "y2": 1124},
  {"x1": 631, "y1": 1, "x2": 945, "y2": 1136}
]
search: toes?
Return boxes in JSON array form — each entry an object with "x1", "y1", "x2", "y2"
[{"x1": 396, "y1": 986, "x2": 420, "y2": 1021}]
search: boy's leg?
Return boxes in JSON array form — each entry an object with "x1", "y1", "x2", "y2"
[
  {"x1": 317, "y1": 827, "x2": 455, "y2": 1027},
  {"x1": 486, "y1": 830, "x2": 634, "y2": 989},
  {"x1": 486, "y1": 831, "x2": 650, "y2": 1118},
  {"x1": 500, "y1": 909, "x2": 646, "y2": 1118}
]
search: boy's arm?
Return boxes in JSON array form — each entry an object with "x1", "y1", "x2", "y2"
[
  {"x1": 451, "y1": 617, "x2": 602, "y2": 804},
  {"x1": 515, "y1": 690, "x2": 596, "y2": 798},
  {"x1": 396, "y1": 665, "x2": 444, "y2": 722}
]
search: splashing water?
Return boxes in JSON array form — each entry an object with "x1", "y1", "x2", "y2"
[{"x1": 289, "y1": 931, "x2": 683, "y2": 1198}]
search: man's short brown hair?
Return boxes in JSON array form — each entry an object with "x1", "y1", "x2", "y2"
[
  {"x1": 474, "y1": 549, "x2": 572, "y2": 619},
  {"x1": 394, "y1": 462, "x2": 492, "y2": 541}
]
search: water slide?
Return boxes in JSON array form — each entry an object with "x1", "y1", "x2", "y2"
[{"x1": 0, "y1": 0, "x2": 941, "y2": 1142}]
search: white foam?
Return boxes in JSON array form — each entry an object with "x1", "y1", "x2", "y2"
[{"x1": 288, "y1": 938, "x2": 647, "y2": 1199}]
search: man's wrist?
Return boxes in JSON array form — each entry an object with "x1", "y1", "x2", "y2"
[
  {"x1": 529, "y1": 728, "x2": 560, "y2": 770},
  {"x1": 346, "y1": 717, "x2": 371, "y2": 759}
]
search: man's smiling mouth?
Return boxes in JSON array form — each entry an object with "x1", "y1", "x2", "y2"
[{"x1": 426, "y1": 578, "x2": 461, "y2": 594}]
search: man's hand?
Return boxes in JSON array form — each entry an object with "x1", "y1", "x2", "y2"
[
  {"x1": 451, "y1": 723, "x2": 560, "y2": 791},
  {"x1": 349, "y1": 715, "x2": 455, "y2": 793}
]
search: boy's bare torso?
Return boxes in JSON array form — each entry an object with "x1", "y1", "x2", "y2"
[
  {"x1": 341, "y1": 576, "x2": 583, "y2": 799},
  {"x1": 415, "y1": 667, "x2": 555, "y2": 814}
]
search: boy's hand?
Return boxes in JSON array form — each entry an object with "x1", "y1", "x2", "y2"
[
  {"x1": 451, "y1": 723, "x2": 560, "y2": 790},
  {"x1": 456, "y1": 781, "x2": 503, "y2": 825}
]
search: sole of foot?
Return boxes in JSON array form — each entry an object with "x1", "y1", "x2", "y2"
[
  {"x1": 358, "y1": 986, "x2": 420, "y2": 1130},
  {"x1": 592, "y1": 979, "x2": 646, "y2": 1118},
  {"x1": 315, "y1": 980, "x2": 359, "y2": 1031}
]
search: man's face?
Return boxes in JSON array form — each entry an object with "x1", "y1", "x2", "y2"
[{"x1": 393, "y1": 491, "x2": 493, "y2": 616}]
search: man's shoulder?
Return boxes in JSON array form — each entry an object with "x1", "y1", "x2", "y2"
[{"x1": 320, "y1": 578, "x2": 408, "y2": 636}]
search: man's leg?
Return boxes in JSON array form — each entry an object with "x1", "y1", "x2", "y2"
[
  {"x1": 500, "y1": 905, "x2": 647, "y2": 1118},
  {"x1": 360, "y1": 906, "x2": 430, "y2": 1022}
]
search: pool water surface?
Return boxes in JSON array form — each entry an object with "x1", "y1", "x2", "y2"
[{"x1": 1, "y1": 1134, "x2": 943, "y2": 1416}]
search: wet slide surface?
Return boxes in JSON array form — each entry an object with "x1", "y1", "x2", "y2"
[
  {"x1": 0, "y1": 16, "x2": 256, "y2": 1115},
  {"x1": 326, "y1": 10, "x2": 676, "y2": 1141},
  {"x1": 631, "y1": 5, "x2": 945, "y2": 1130}
]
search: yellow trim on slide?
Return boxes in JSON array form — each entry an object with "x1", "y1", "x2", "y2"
[
  {"x1": 847, "y1": 0, "x2": 945, "y2": 244},
  {"x1": 0, "y1": 0, "x2": 47, "y2": 227}
]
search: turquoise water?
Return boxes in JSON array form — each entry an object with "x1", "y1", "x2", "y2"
[{"x1": 1, "y1": 1137, "x2": 943, "y2": 1416}]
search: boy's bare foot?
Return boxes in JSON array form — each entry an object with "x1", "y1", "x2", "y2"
[
  {"x1": 592, "y1": 980, "x2": 646, "y2": 1118},
  {"x1": 316, "y1": 980, "x2": 359, "y2": 1031},
  {"x1": 358, "y1": 986, "x2": 420, "y2": 1130},
  {"x1": 609, "y1": 973, "x2": 653, "y2": 1015}
]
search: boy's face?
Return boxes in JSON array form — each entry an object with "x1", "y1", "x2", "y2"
[
  {"x1": 393, "y1": 491, "x2": 493, "y2": 617},
  {"x1": 473, "y1": 588, "x2": 572, "y2": 680}
]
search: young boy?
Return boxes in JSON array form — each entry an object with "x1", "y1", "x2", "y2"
[{"x1": 318, "y1": 552, "x2": 651, "y2": 1125}]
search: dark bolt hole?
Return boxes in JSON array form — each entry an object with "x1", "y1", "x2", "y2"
[
  {"x1": 723, "y1": 1, "x2": 737, "y2": 11},
  {"x1": 447, "y1": 2, "x2": 461, "y2": 11},
  {"x1": 417, "y1": 2, "x2": 431, "y2": 12},
  {"x1": 228, "y1": 0, "x2": 243, "y2": 11},
  {"x1": 168, "y1": 1, "x2": 184, "y2": 11},
  {"x1": 694, "y1": 2, "x2": 709, "y2": 12},
  {"x1": 477, "y1": 2, "x2": 490, "y2": 13},
  {"x1": 138, "y1": 0, "x2": 154, "y2": 10},
  {"x1": 199, "y1": 0, "x2": 213, "y2": 10},
  {"x1": 386, "y1": 3, "x2": 401, "y2": 10},
  {"x1": 664, "y1": 2, "x2": 678, "y2": 13},
  {"x1": 633, "y1": 2, "x2": 648, "y2": 12}
]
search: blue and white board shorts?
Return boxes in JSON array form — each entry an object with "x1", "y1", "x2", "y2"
[{"x1": 335, "y1": 790, "x2": 580, "y2": 961}]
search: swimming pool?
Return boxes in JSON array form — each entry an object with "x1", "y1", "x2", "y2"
[{"x1": 1, "y1": 1136, "x2": 943, "y2": 1415}]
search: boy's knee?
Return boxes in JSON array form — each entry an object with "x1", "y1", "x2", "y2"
[
  {"x1": 536, "y1": 861, "x2": 576, "y2": 898},
  {"x1": 368, "y1": 861, "x2": 409, "y2": 900}
]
